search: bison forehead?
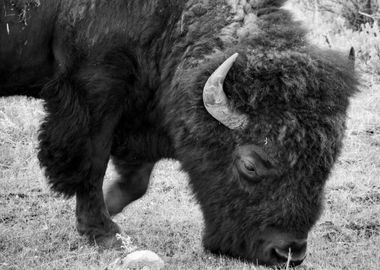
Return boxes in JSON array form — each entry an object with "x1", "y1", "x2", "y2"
[{"x1": 236, "y1": 107, "x2": 347, "y2": 175}]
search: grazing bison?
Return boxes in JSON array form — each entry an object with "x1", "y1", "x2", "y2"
[{"x1": 0, "y1": 0, "x2": 357, "y2": 266}]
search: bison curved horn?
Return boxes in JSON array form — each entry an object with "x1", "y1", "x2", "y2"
[{"x1": 203, "y1": 53, "x2": 249, "y2": 129}]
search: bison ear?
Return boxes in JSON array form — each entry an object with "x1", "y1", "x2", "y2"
[
  {"x1": 349, "y1": 47, "x2": 355, "y2": 63},
  {"x1": 203, "y1": 53, "x2": 249, "y2": 130},
  {"x1": 349, "y1": 47, "x2": 355, "y2": 61},
  {"x1": 348, "y1": 47, "x2": 355, "y2": 70}
]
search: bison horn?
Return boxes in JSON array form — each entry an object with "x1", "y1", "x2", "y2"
[{"x1": 203, "y1": 53, "x2": 248, "y2": 129}]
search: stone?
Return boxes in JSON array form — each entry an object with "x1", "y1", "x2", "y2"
[{"x1": 120, "y1": 250, "x2": 164, "y2": 270}]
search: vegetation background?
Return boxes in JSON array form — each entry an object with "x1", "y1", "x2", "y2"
[{"x1": 1, "y1": 0, "x2": 379, "y2": 269}]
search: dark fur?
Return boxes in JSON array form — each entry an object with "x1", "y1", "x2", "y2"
[{"x1": 0, "y1": 0, "x2": 358, "y2": 264}]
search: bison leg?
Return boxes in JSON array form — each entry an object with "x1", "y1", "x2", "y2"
[
  {"x1": 105, "y1": 159, "x2": 154, "y2": 216},
  {"x1": 75, "y1": 116, "x2": 122, "y2": 248},
  {"x1": 38, "y1": 75, "x2": 125, "y2": 248}
]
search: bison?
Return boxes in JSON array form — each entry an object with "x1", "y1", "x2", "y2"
[{"x1": 0, "y1": 0, "x2": 358, "y2": 266}]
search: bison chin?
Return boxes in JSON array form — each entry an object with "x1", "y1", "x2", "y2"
[{"x1": 203, "y1": 224, "x2": 307, "y2": 266}]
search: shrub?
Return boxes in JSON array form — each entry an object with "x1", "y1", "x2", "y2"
[
  {"x1": 292, "y1": 0, "x2": 380, "y2": 30},
  {"x1": 289, "y1": 0, "x2": 380, "y2": 74}
]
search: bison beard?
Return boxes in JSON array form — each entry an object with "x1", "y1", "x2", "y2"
[{"x1": 0, "y1": 0, "x2": 358, "y2": 266}]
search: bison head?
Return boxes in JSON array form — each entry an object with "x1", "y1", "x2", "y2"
[{"x1": 168, "y1": 48, "x2": 357, "y2": 266}]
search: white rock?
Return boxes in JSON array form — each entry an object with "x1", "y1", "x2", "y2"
[{"x1": 121, "y1": 250, "x2": 164, "y2": 270}]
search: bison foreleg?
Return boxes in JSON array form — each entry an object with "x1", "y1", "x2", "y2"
[
  {"x1": 38, "y1": 73, "x2": 126, "y2": 248},
  {"x1": 105, "y1": 159, "x2": 154, "y2": 216},
  {"x1": 74, "y1": 114, "x2": 123, "y2": 248}
]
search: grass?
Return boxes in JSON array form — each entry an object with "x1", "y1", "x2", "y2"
[
  {"x1": 1, "y1": 78, "x2": 379, "y2": 270},
  {"x1": 1, "y1": 5, "x2": 380, "y2": 270}
]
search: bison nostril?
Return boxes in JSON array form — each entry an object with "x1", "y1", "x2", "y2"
[
  {"x1": 272, "y1": 241, "x2": 307, "y2": 264},
  {"x1": 273, "y1": 247, "x2": 290, "y2": 261},
  {"x1": 270, "y1": 247, "x2": 288, "y2": 264}
]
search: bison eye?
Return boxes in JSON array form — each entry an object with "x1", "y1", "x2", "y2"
[
  {"x1": 237, "y1": 156, "x2": 260, "y2": 181},
  {"x1": 235, "y1": 145, "x2": 278, "y2": 181},
  {"x1": 241, "y1": 158, "x2": 256, "y2": 173}
]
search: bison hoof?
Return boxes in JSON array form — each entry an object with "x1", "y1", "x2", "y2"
[
  {"x1": 77, "y1": 219, "x2": 123, "y2": 249},
  {"x1": 92, "y1": 222, "x2": 123, "y2": 249},
  {"x1": 95, "y1": 221, "x2": 122, "y2": 249},
  {"x1": 94, "y1": 233, "x2": 124, "y2": 250}
]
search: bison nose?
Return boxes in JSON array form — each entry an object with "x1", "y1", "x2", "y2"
[
  {"x1": 260, "y1": 229, "x2": 308, "y2": 266},
  {"x1": 271, "y1": 239, "x2": 307, "y2": 264}
]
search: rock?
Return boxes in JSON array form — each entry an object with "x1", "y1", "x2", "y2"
[{"x1": 120, "y1": 250, "x2": 164, "y2": 270}]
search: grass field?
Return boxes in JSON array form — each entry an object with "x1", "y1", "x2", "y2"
[
  {"x1": 1, "y1": 5, "x2": 380, "y2": 270},
  {"x1": 1, "y1": 76, "x2": 379, "y2": 270}
]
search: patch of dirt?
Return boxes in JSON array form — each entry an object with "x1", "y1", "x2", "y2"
[
  {"x1": 0, "y1": 214, "x2": 17, "y2": 224},
  {"x1": 157, "y1": 183, "x2": 174, "y2": 193},
  {"x1": 336, "y1": 158, "x2": 360, "y2": 166},
  {"x1": 0, "y1": 191, "x2": 50, "y2": 201},
  {"x1": 319, "y1": 221, "x2": 353, "y2": 242},
  {"x1": 351, "y1": 189, "x2": 380, "y2": 205},
  {"x1": 350, "y1": 125, "x2": 380, "y2": 136},
  {"x1": 350, "y1": 126, "x2": 380, "y2": 147},
  {"x1": 330, "y1": 182, "x2": 356, "y2": 192},
  {"x1": 346, "y1": 221, "x2": 380, "y2": 239},
  {"x1": 68, "y1": 240, "x2": 80, "y2": 251},
  {"x1": 0, "y1": 192, "x2": 29, "y2": 200}
]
